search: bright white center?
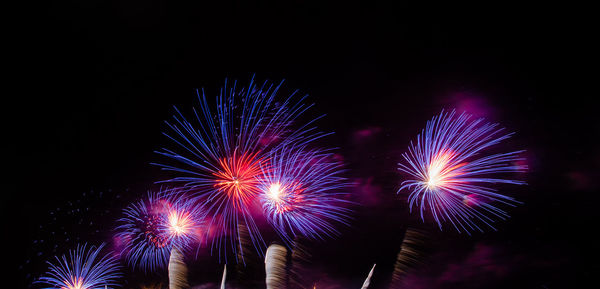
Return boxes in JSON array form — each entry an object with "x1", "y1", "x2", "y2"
[
  {"x1": 427, "y1": 154, "x2": 449, "y2": 189},
  {"x1": 169, "y1": 213, "x2": 185, "y2": 234},
  {"x1": 427, "y1": 176, "x2": 439, "y2": 188},
  {"x1": 268, "y1": 183, "x2": 282, "y2": 200}
]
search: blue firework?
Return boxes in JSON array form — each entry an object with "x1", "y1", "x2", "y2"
[
  {"x1": 115, "y1": 189, "x2": 204, "y2": 272},
  {"x1": 37, "y1": 243, "x2": 121, "y2": 289},
  {"x1": 157, "y1": 190, "x2": 206, "y2": 250},
  {"x1": 257, "y1": 146, "x2": 351, "y2": 244},
  {"x1": 398, "y1": 110, "x2": 527, "y2": 233},
  {"x1": 116, "y1": 192, "x2": 171, "y2": 272},
  {"x1": 153, "y1": 77, "x2": 328, "y2": 260}
]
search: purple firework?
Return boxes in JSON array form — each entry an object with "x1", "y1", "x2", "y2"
[
  {"x1": 258, "y1": 146, "x2": 351, "y2": 244},
  {"x1": 398, "y1": 110, "x2": 527, "y2": 233},
  {"x1": 115, "y1": 189, "x2": 204, "y2": 272},
  {"x1": 37, "y1": 243, "x2": 121, "y2": 289},
  {"x1": 157, "y1": 190, "x2": 206, "y2": 250},
  {"x1": 153, "y1": 77, "x2": 328, "y2": 260}
]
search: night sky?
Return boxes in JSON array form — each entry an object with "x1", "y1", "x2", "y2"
[{"x1": 8, "y1": 2, "x2": 597, "y2": 288}]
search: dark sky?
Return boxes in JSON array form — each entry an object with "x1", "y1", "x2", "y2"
[{"x1": 8, "y1": 1, "x2": 598, "y2": 288}]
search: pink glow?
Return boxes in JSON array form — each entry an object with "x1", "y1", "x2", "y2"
[{"x1": 444, "y1": 92, "x2": 495, "y2": 119}]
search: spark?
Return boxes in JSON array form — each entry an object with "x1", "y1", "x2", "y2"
[
  {"x1": 37, "y1": 243, "x2": 121, "y2": 289},
  {"x1": 154, "y1": 77, "x2": 329, "y2": 260},
  {"x1": 115, "y1": 190, "x2": 204, "y2": 272},
  {"x1": 398, "y1": 110, "x2": 527, "y2": 233},
  {"x1": 213, "y1": 151, "x2": 264, "y2": 206},
  {"x1": 259, "y1": 146, "x2": 351, "y2": 243}
]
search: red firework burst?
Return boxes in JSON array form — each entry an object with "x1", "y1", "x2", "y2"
[{"x1": 213, "y1": 151, "x2": 266, "y2": 208}]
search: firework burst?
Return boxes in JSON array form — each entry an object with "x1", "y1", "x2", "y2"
[
  {"x1": 116, "y1": 192, "x2": 171, "y2": 271},
  {"x1": 398, "y1": 110, "x2": 527, "y2": 233},
  {"x1": 159, "y1": 191, "x2": 206, "y2": 249},
  {"x1": 37, "y1": 243, "x2": 121, "y2": 289},
  {"x1": 258, "y1": 146, "x2": 351, "y2": 243},
  {"x1": 116, "y1": 189, "x2": 204, "y2": 271},
  {"x1": 154, "y1": 77, "x2": 329, "y2": 260}
]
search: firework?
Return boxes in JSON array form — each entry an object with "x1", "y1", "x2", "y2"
[
  {"x1": 168, "y1": 248, "x2": 189, "y2": 289},
  {"x1": 220, "y1": 265, "x2": 227, "y2": 289},
  {"x1": 398, "y1": 110, "x2": 527, "y2": 233},
  {"x1": 265, "y1": 243, "x2": 288, "y2": 289},
  {"x1": 158, "y1": 191, "x2": 206, "y2": 250},
  {"x1": 390, "y1": 228, "x2": 426, "y2": 288},
  {"x1": 154, "y1": 77, "x2": 329, "y2": 260},
  {"x1": 116, "y1": 189, "x2": 204, "y2": 272},
  {"x1": 37, "y1": 243, "x2": 121, "y2": 289},
  {"x1": 360, "y1": 264, "x2": 376, "y2": 289},
  {"x1": 116, "y1": 192, "x2": 171, "y2": 271},
  {"x1": 258, "y1": 146, "x2": 351, "y2": 243}
]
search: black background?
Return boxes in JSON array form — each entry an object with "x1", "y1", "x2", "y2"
[{"x1": 8, "y1": 1, "x2": 598, "y2": 288}]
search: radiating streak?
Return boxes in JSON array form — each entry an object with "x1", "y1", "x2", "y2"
[
  {"x1": 37, "y1": 243, "x2": 121, "y2": 289},
  {"x1": 258, "y1": 146, "x2": 351, "y2": 244},
  {"x1": 398, "y1": 110, "x2": 527, "y2": 233},
  {"x1": 154, "y1": 77, "x2": 330, "y2": 260}
]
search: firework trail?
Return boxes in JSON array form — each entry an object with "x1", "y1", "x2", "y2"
[
  {"x1": 154, "y1": 77, "x2": 329, "y2": 260},
  {"x1": 234, "y1": 221, "x2": 263, "y2": 284},
  {"x1": 168, "y1": 247, "x2": 189, "y2": 289},
  {"x1": 390, "y1": 228, "x2": 426, "y2": 288},
  {"x1": 398, "y1": 110, "x2": 527, "y2": 233},
  {"x1": 265, "y1": 243, "x2": 288, "y2": 289},
  {"x1": 289, "y1": 238, "x2": 312, "y2": 289},
  {"x1": 37, "y1": 243, "x2": 121, "y2": 289},
  {"x1": 116, "y1": 189, "x2": 205, "y2": 272},
  {"x1": 258, "y1": 146, "x2": 351, "y2": 244},
  {"x1": 220, "y1": 265, "x2": 227, "y2": 289},
  {"x1": 360, "y1": 264, "x2": 376, "y2": 289}
]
